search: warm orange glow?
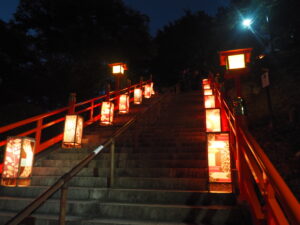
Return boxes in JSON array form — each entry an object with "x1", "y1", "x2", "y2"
[
  {"x1": 203, "y1": 84, "x2": 211, "y2": 90},
  {"x1": 109, "y1": 63, "x2": 127, "y2": 75},
  {"x1": 205, "y1": 109, "x2": 221, "y2": 132},
  {"x1": 202, "y1": 79, "x2": 209, "y2": 85},
  {"x1": 207, "y1": 133, "x2": 231, "y2": 183},
  {"x1": 204, "y1": 89, "x2": 213, "y2": 96},
  {"x1": 228, "y1": 54, "x2": 246, "y2": 69},
  {"x1": 63, "y1": 115, "x2": 83, "y2": 148},
  {"x1": 119, "y1": 94, "x2": 129, "y2": 114},
  {"x1": 150, "y1": 82, "x2": 155, "y2": 95},
  {"x1": 204, "y1": 95, "x2": 215, "y2": 108},
  {"x1": 101, "y1": 101, "x2": 114, "y2": 125},
  {"x1": 1, "y1": 137, "x2": 35, "y2": 187},
  {"x1": 134, "y1": 88, "x2": 143, "y2": 104},
  {"x1": 144, "y1": 84, "x2": 152, "y2": 99}
]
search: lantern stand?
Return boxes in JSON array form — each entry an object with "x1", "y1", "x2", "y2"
[{"x1": 68, "y1": 93, "x2": 76, "y2": 114}]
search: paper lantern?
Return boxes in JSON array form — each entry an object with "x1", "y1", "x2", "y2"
[
  {"x1": 1, "y1": 137, "x2": 35, "y2": 187},
  {"x1": 202, "y1": 79, "x2": 209, "y2": 85},
  {"x1": 109, "y1": 63, "x2": 127, "y2": 75},
  {"x1": 144, "y1": 84, "x2": 152, "y2": 99},
  {"x1": 119, "y1": 94, "x2": 130, "y2": 114},
  {"x1": 204, "y1": 89, "x2": 213, "y2": 96},
  {"x1": 205, "y1": 108, "x2": 221, "y2": 132},
  {"x1": 150, "y1": 82, "x2": 155, "y2": 95},
  {"x1": 203, "y1": 84, "x2": 211, "y2": 90},
  {"x1": 134, "y1": 88, "x2": 143, "y2": 104},
  {"x1": 207, "y1": 133, "x2": 231, "y2": 182},
  {"x1": 63, "y1": 115, "x2": 83, "y2": 148},
  {"x1": 100, "y1": 101, "x2": 114, "y2": 125},
  {"x1": 219, "y1": 48, "x2": 252, "y2": 71},
  {"x1": 204, "y1": 95, "x2": 216, "y2": 108}
]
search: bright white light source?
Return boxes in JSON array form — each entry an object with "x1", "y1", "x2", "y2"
[
  {"x1": 243, "y1": 19, "x2": 253, "y2": 28},
  {"x1": 228, "y1": 54, "x2": 245, "y2": 70}
]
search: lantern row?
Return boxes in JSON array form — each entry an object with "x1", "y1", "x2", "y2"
[
  {"x1": 202, "y1": 79, "x2": 231, "y2": 184},
  {"x1": 1, "y1": 82, "x2": 154, "y2": 187}
]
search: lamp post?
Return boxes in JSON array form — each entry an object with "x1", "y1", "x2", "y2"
[{"x1": 109, "y1": 63, "x2": 127, "y2": 91}]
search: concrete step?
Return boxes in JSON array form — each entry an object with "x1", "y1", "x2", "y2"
[
  {"x1": 33, "y1": 167, "x2": 207, "y2": 178},
  {"x1": 0, "y1": 187, "x2": 234, "y2": 206},
  {"x1": 31, "y1": 176, "x2": 107, "y2": 187},
  {"x1": 93, "y1": 202, "x2": 243, "y2": 225},
  {"x1": 45, "y1": 152, "x2": 207, "y2": 160},
  {"x1": 0, "y1": 196, "x2": 97, "y2": 217},
  {"x1": 114, "y1": 177, "x2": 207, "y2": 190},
  {"x1": 36, "y1": 159, "x2": 207, "y2": 168}
]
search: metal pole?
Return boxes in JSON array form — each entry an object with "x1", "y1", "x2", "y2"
[
  {"x1": 68, "y1": 93, "x2": 76, "y2": 114},
  {"x1": 110, "y1": 139, "x2": 115, "y2": 188},
  {"x1": 59, "y1": 183, "x2": 68, "y2": 225}
]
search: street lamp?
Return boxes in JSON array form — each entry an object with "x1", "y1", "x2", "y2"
[
  {"x1": 108, "y1": 62, "x2": 128, "y2": 90},
  {"x1": 242, "y1": 18, "x2": 253, "y2": 28}
]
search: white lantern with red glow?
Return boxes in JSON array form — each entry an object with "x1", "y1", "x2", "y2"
[
  {"x1": 150, "y1": 82, "x2": 155, "y2": 95},
  {"x1": 202, "y1": 79, "x2": 209, "y2": 85},
  {"x1": 204, "y1": 89, "x2": 213, "y2": 96},
  {"x1": 205, "y1": 108, "x2": 221, "y2": 132},
  {"x1": 100, "y1": 101, "x2": 114, "y2": 125},
  {"x1": 203, "y1": 84, "x2": 211, "y2": 90},
  {"x1": 134, "y1": 88, "x2": 143, "y2": 104},
  {"x1": 219, "y1": 48, "x2": 252, "y2": 71},
  {"x1": 207, "y1": 133, "x2": 231, "y2": 183},
  {"x1": 1, "y1": 137, "x2": 35, "y2": 187},
  {"x1": 62, "y1": 115, "x2": 83, "y2": 148},
  {"x1": 119, "y1": 94, "x2": 130, "y2": 114},
  {"x1": 204, "y1": 95, "x2": 216, "y2": 108},
  {"x1": 144, "y1": 84, "x2": 152, "y2": 99},
  {"x1": 109, "y1": 63, "x2": 127, "y2": 75}
]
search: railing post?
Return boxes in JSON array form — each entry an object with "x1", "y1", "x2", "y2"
[
  {"x1": 90, "y1": 100, "x2": 94, "y2": 122},
  {"x1": 109, "y1": 138, "x2": 115, "y2": 188},
  {"x1": 35, "y1": 118, "x2": 43, "y2": 153},
  {"x1": 59, "y1": 183, "x2": 68, "y2": 225},
  {"x1": 68, "y1": 93, "x2": 76, "y2": 114}
]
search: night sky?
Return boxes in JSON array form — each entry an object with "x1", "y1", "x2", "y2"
[{"x1": 0, "y1": 0, "x2": 229, "y2": 35}]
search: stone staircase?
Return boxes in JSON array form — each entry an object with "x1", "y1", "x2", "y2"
[{"x1": 0, "y1": 91, "x2": 251, "y2": 225}]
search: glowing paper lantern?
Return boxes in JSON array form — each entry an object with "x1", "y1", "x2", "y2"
[
  {"x1": 204, "y1": 89, "x2": 213, "y2": 96},
  {"x1": 134, "y1": 88, "x2": 143, "y2": 104},
  {"x1": 219, "y1": 48, "x2": 252, "y2": 71},
  {"x1": 63, "y1": 115, "x2": 83, "y2": 148},
  {"x1": 119, "y1": 94, "x2": 129, "y2": 114},
  {"x1": 203, "y1": 84, "x2": 211, "y2": 90},
  {"x1": 202, "y1": 79, "x2": 209, "y2": 85},
  {"x1": 207, "y1": 133, "x2": 231, "y2": 182},
  {"x1": 100, "y1": 101, "x2": 114, "y2": 125},
  {"x1": 144, "y1": 84, "x2": 152, "y2": 99},
  {"x1": 109, "y1": 63, "x2": 127, "y2": 75},
  {"x1": 150, "y1": 82, "x2": 155, "y2": 95},
  {"x1": 204, "y1": 95, "x2": 216, "y2": 108},
  {"x1": 205, "y1": 108, "x2": 221, "y2": 132},
  {"x1": 1, "y1": 137, "x2": 35, "y2": 187}
]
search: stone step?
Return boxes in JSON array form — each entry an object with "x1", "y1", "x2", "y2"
[
  {"x1": 36, "y1": 159, "x2": 207, "y2": 168},
  {"x1": 0, "y1": 197, "x2": 97, "y2": 217},
  {"x1": 0, "y1": 187, "x2": 235, "y2": 205},
  {"x1": 116, "y1": 146, "x2": 206, "y2": 153},
  {"x1": 31, "y1": 176, "x2": 107, "y2": 187},
  {"x1": 93, "y1": 202, "x2": 243, "y2": 225},
  {"x1": 33, "y1": 167, "x2": 207, "y2": 178},
  {"x1": 114, "y1": 177, "x2": 207, "y2": 190},
  {"x1": 45, "y1": 152, "x2": 207, "y2": 160}
]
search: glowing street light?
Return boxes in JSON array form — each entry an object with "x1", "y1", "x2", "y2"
[{"x1": 242, "y1": 19, "x2": 253, "y2": 28}]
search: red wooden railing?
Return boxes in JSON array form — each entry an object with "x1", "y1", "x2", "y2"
[
  {"x1": 0, "y1": 81, "x2": 151, "y2": 173},
  {"x1": 213, "y1": 79, "x2": 300, "y2": 225}
]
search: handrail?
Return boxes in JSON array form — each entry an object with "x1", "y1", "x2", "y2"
[
  {"x1": 5, "y1": 88, "x2": 171, "y2": 225},
  {"x1": 0, "y1": 81, "x2": 150, "y2": 172},
  {"x1": 214, "y1": 82, "x2": 300, "y2": 225}
]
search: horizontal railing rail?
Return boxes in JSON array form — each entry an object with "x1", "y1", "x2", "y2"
[
  {"x1": 0, "y1": 81, "x2": 150, "y2": 173},
  {"x1": 5, "y1": 87, "x2": 171, "y2": 225},
  {"x1": 214, "y1": 82, "x2": 300, "y2": 225}
]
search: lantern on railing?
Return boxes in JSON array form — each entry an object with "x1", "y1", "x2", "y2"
[
  {"x1": 100, "y1": 101, "x2": 114, "y2": 125},
  {"x1": 144, "y1": 84, "x2": 152, "y2": 99},
  {"x1": 203, "y1": 84, "x2": 211, "y2": 90},
  {"x1": 207, "y1": 133, "x2": 231, "y2": 183},
  {"x1": 205, "y1": 108, "x2": 221, "y2": 132},
  {"x1": 204, "y1": 89, "x2": 213, "y2": 96},
  {"x1": 150, "y1": 82, "x2": 155, "y2": 95},
  {"x1": 1, "y1": 137, "x2": 35, "y2": 187},
  {"x1": 204, "y1": 95, "x2": 216, "y2": 108},
  {"x1": 202, "y1": 79, "x2": 209, "y2": 85},
  {"x1": 134, "y1": 88, "x2": 143, "y2": 104},
  {"x1": 62, "y1": 115, "x2": 83, "y2": 148},
  {"x1": 119, "y1": 94, "x2": 129, "y2": 114}
]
